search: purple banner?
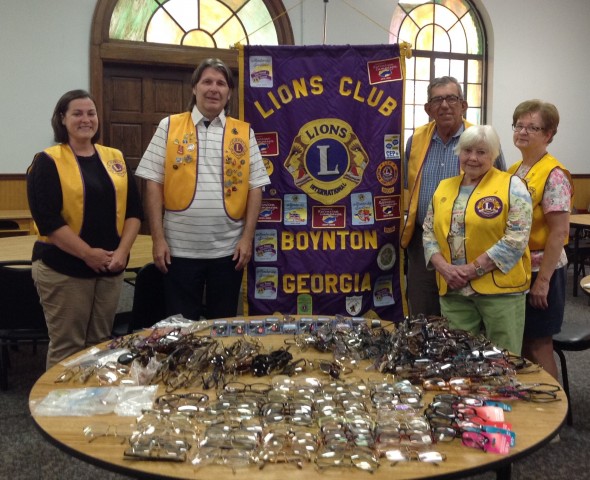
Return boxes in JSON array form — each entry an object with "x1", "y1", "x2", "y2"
[{"x1": 239, "y1": 44, "x2": 405, "y2": 321}]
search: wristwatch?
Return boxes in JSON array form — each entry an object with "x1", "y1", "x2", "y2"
[{"x1": 473, "y1": 260, "x2": 485, "y2": 277}]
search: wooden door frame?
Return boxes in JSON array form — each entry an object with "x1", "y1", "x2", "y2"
[{"x1": 90, "y1": 0, "x2": 294, "y2": 141}]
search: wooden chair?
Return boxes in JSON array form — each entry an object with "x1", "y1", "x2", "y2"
[{"x1": 0, "y1": 261, "x2": 49, "y2": 390}]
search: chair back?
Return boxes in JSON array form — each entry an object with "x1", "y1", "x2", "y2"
[
  {"x1": 130, "y1": 262, "x2": 166, "y2": 331},
  {"x1": 0, "y1": 220, "x2": 27, "y2": 237},
  {"x1": 0, "y1": 261, "x2": 47, "y2": 333}
]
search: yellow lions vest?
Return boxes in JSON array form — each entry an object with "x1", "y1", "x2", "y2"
[
  {"x1": 400, "y1": 119, "x2": 473, "y2": 248},
  {"x1": 507, "y1": 154, "x2": 572, "y2": 250},
  {"x1": 164, "y1": 112, "x2": 250, "y2": 220},
  {"x1": 432, "y1": 168, "x2": 531, "y2": 295},
  {"x1": 37, "y1": 144, "x2": 127, "y2": 241}
]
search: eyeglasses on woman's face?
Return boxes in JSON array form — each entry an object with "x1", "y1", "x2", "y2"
[{"x1": 512, "y1": 124, "x2": 545, "y2": 134}]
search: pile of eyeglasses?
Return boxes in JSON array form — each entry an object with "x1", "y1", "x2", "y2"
[
  {"x1": 59, "y1": 315, "x2": 539, "y2": 395},
  {"x1": 83, "y1": 376, "x2": 451, "y2": 470},
  {"x1": 73, "y1": 314, "x2": 562, "y2": 468}
]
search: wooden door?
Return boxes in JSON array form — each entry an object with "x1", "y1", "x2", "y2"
[
  {"x1": 103, "y1": 63, "x2": 194, "y2": 171},
  {"x1": 102, "y1": 63, "x2": 194, "y2": 231}
]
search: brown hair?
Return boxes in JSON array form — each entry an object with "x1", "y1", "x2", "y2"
[
  {"x1": 512, "y1": 99, "x2": 559, "y2": 144},
  {"x1": 187, "y1": 58, "x2": 234, "y2": 113},
  {"x1": 51, "y1": 89, "x2": 100, "y2": 144}
]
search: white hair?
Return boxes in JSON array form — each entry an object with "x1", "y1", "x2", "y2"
[{"x1": 454, "y1": 125, "x2": 501, "y2": 161}]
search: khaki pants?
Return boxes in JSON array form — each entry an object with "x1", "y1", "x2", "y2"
[{"x1": 32, "y1": 260, "x2": 123, "y2": 369}]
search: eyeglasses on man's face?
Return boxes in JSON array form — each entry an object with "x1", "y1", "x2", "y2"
[
  {"x1": 428, "y1": 95, "x2": 462, "y2": 107},
  {"x1": 512, "y1": 124, "x2": 545, "y2": 134}
]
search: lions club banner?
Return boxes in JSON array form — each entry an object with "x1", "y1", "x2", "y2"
[{"x1": 239, "y1": 44, "x2": 408, "y2": 321}]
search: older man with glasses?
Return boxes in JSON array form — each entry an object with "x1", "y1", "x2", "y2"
[{"x1": 401, "y1": 76, "x2": 506, "y2": 318}]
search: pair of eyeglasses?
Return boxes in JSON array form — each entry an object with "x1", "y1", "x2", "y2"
[
  {"x1": 371, "y1": 389, "x2": 422, "y2": 408},
  {"x1": 124, "y1": 435, "x2": 191, "y2": 462},
  {"x1": 154, "y1": 392, "x2": 209, "y2": 413},
  {"x1": 306, "y1": 358, "x2": 348, "y2": 379},
  {"x1": 512, "y1": 124, "x2": 545, "y2": 134},
  {"x1": 258, "y1": 449, "x2": 310, "y2": 469},
  {"x1": 263, "y1": 426, "x2": 319, "y2": 450},
  {"x1": 375, "y1": 421, "x2": 432, "y2": 447},
  {"x1": 83, "y1": 422, "x2": 137, "y2": 443},
  {"x1": 54, "y1": 363, "x2": 97, "y2": 384},
  {"x1": 315, "y1": 445, "x2": 380, "y2": 472},
  {"x1": 432, "y1": 425, "x2": 459, "y2": 442},
  {"x1": 377, "y1": 415, "x2": 430, "y2": 431},
  {"x1": 201, "y1": 425, "x2": 260, "y2": 449},
  {"x1": 223, "y1": 380, "x2": 272, "y2": 394},
  {"x1": 135, "y1": 409, "x2": 200, "y2": 441},
  {"x1": 423, "y1": 377, "x2": 471, "y2": 392},
  {"x1": 190, "y1": 446, "x2": 252, "y2": 472},
  {"x1": 428, "y1": 94, "x2": 462, "y2": 106},
  {"x1": 494, "y1": 383, "x2": 561, "y2": 402},
  {"x1": 260, "y1": 401, "x2": 314, "y2": 426},
  {"x1": 384, "y1": 447, "x2": 446, "y2": 465}
]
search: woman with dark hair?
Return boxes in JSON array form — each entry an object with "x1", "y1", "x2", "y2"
[
  {"x1": 508, "y1": 100, "x2": 572, "y2": 379},
  {"x1": 27, "y1": 89, "x2": 143, "y2": 369}
]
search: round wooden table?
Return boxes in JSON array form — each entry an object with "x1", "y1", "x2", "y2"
[
  {"x1": 29, "y1": 321, "x2": 567, "y2": 480},
  {"x1": 581, "y1": 275, "x2": 590, "y2": 298}
]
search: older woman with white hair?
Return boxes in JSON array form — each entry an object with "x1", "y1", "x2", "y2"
[{"x1": 422, "y1": 125, "x2": 533, "y2": 354}]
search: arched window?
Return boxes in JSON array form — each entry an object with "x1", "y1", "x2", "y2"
[
  {"x1": 108, "y1": 0, "x2": 284, "y2": 47},
  {"x1": 390, "y1": 0, "x2": 486, "y2": 141},
  {"x1": 91, "y1": 1, "x2": 294, "y2": 107}
]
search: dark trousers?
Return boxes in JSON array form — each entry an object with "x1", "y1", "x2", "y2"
[
  {"x1": 405, "y1": 226, "x2": 441, "y2": 317},
  {"x1": 164, "y1": 255, "x2": 243, "y2": 320}
]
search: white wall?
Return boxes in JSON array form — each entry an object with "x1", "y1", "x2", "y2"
[
  {"x1": 484, "y1": 0, "x2": 590, "y2": 171},
  {"x1": 0, "y1": 0, "x2": 95, "y2": 173},
  {"x1": 1, "y1": 0, "x2": 588, "y2": 173}
]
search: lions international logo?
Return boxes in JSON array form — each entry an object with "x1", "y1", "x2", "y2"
[
  {"x1": 474, "y1": 196, "x2": 504, "y2": 219},
  {"x1": 107, "y1": 160, "x2": 126, "y2": 176},
  {"x1": 376, "y1": 160, "x2": 399, "y2": 187},
  {"x1": 229, "y1": 138, "x2": 247, "y2": 158},
  {"x1": 284, "y1": 118, "x2": 368, "y2": 205}
]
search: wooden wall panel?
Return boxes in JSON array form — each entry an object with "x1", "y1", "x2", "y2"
[{"x1": 0, "y1": 175, "x2": 29, "y2": 209}]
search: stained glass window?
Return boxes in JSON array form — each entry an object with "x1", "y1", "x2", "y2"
[
  {"x1": 390, "y1": 0, "x2": 486, "y2": 142},
  {"x1": 109, "y1": 0, "x2": 279, "y2": 48}
]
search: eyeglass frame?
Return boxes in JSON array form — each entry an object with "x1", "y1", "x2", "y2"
[
  {"x1": 427, "y1": 94, "x2": 463, "y2": 107},
  {"x1": 512, "y1": 124, "x2": 545, "y2": 134}
]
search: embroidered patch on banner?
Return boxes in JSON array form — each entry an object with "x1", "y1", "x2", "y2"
[{"x1": 474, "y1": 196, "x2": 504, "y2": 218}]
